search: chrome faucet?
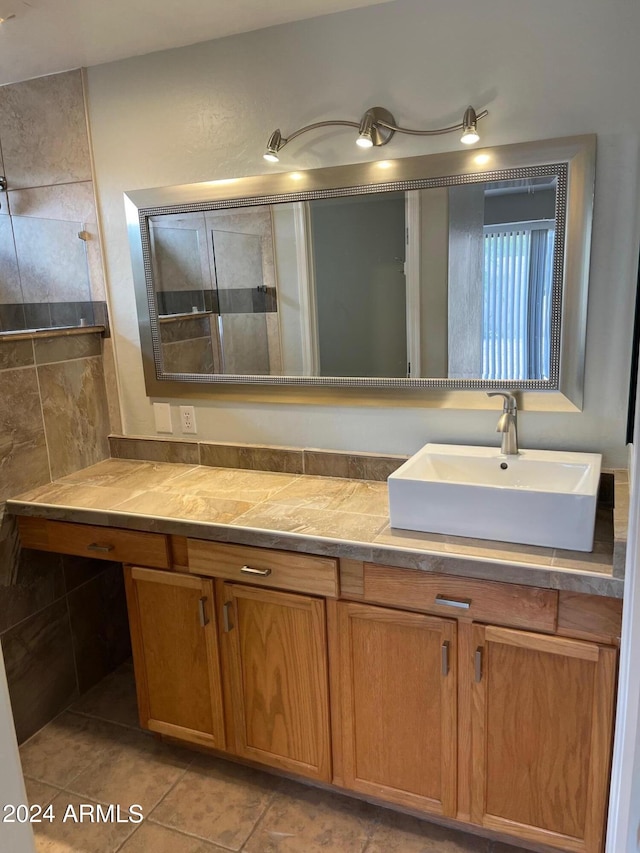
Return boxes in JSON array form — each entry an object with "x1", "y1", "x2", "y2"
[{"x1": 488, "y1": 392, "x2": 519, "y2": 456}]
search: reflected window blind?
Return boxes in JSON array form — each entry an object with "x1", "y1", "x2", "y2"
[{"x1": 482, "y1": 226, "x2": 554, "y2": 381}]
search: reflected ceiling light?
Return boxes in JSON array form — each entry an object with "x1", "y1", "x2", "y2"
[
  {"x1": 474, "y1": 153, "x2": 491, "y2": 165},
  {"x1": 263, "y1": 104, "x2": 488, "y2": 162}
]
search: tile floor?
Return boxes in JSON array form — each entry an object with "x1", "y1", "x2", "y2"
[{"x1": 19, "y1": 663, "x2": 532, "y2": 853}]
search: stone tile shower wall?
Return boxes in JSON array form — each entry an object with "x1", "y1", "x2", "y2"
[{"x1": 0, "y1": 333, "x2": 129, "y2": 743}]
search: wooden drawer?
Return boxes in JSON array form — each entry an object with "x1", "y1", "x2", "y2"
[
  {"x1": 17, "y1": 517, "x2": 171, "y2": 569},
  {"x1": 186, "y1": 539, "x2": 338, "y2": 597},
  {"x1": 363, "y1": 563, "x2": 558, "y2": 632}
]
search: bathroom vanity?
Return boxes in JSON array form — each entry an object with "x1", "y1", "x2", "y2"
[{"x1": 9, "y1": 458, "x2": 624, "y2": 853}]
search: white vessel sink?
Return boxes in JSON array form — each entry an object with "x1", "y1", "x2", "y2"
[{"x1": 388, "y1": 444, "x2": 602, "y2": 551}]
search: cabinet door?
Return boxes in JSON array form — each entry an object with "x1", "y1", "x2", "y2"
[
  {"x1": 221, "y1": 583, "x2": 331, "y2": 781},
  {"x1": 125, "y1": 566, "x2": 225, "y2": 749},
  {"x1": 337, "y1": 601, "x2": 457, "y2": 817},
  {"x1": 471, "y1": 625, "x2": 616, "y2": 853}
]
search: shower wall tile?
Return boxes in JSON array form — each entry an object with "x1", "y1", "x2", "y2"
[
  {"x1": 34, "y1": 331, "x2": 101, "y2": 364},
  {"x1": 1, "y1": 598, "x2": 78, "y2": 743},
  {"x1": 0, "y1": 366, "x2": 50, "y2": 500},
  {"x1": 0, "y1": 70, "x2": 91, "y2": 190},
  {"x1": 12, "y1": 216, "x2": 91, "y2": 303},
  {"x1": 0, "y1": 215, "x2": 22, "y2": 303},
  {"x1": 38, "y1": 355, "x2": 110, "y2": 480},
  {"x1": 0, "y1": 338, "x2": 33, "y2": 370},
  {"x1": 0, "y1": 303, "x2": 26, "y2": 331},
  {"x1": 102, "y1": 336, "x2": 123, "y2": 434},
  {"x1": 7, "y1": 181, "x2": 96, "y2": 222}
]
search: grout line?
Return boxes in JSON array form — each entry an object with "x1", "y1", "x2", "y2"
[
  {"x1": 239, "y1": 778, "x2": 284, "y2": 851},
  {"x1": 65, "y1": 707, "x2": 142, "y2": 734},
  {"x1": 145, "y1": 817, "x2": 238, "y2": 850},
  {"x1": 34, "y1": 352, "x2": 102, "y2": 368}
]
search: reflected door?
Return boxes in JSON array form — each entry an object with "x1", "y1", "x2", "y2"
[{"x1": 310, "y1": 193, "x2": 407, "y2": 378}]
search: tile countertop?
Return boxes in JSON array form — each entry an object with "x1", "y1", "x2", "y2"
[{"x1": 6, "y1": 458, "x2": 627, "y2": 599}]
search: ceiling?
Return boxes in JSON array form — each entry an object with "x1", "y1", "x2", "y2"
[{"x1": 0, "y1": 0, "x2": 391, "y2": 86}]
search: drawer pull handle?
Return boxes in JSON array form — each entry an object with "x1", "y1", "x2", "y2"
[
  {"x1": 240, "y1": 565, "x2": 272, "y2": 577},
  {"x1": 441, "y1": 641, "x2": 450, "y2": 676},
  {"x1": 475, "y1": 647, "x2": 483, "y2": 683},
  {"x1": 223, "y1": 601, "x2": 233, "y2": 633},
  {"x1": 435, "y1": 594, "x2": 471, "y2": 609},
  {"x1": 198, "y1": 597, "x2": 209, "y2": 628},
  {"x1": 87, "y1": 543, "x2": 114, "y2": 553}
]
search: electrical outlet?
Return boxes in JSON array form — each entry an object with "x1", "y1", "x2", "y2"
[
  {"x1": 153, "y1": 402, "x2": 173, "y2": 434},
  {"x1": 180, "y1": 405, "x2": 197, "y2": 434}
]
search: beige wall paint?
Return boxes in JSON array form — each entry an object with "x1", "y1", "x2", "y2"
[{"x1": 86, "y1": 0, "x2": 640, "y2": 466}]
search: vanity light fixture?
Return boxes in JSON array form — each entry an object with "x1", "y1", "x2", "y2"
[{"x1": 263, "y1": 105, "x2": 488, "y2": 162}]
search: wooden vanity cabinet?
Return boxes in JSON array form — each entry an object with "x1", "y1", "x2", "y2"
[
  {"x1": 124, "y1": 566, "x2": 226, "y2": 749},
  {"x1": 218, "y1": 581, "x2": 332, "y2": 782},
  {"x1": 471, "y1": 625, "x2": 617, "y2": 853},
  {"x1": 336, "y1": 601, "x2": 457, "y2": 817}
]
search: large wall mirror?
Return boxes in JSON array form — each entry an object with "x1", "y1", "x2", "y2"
[{"x1": 126, "y1": 135, "x2": 595, "y2": 409}]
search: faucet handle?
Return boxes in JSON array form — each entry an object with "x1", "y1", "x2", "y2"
[{"x1": 487, "y1": 391, "x2": 518, "y2": 413}]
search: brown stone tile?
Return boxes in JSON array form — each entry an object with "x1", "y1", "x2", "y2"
[
  {"x1": 328, "y1": 481, "x2": 389, "y2": 516},
  {"x1": 62, "y1": 554, "x2": 112, "y2": 593},
  {"x1": 61, "y1": 459, "x2": 196, "y2": 490},
  {"x1": 102, "y1": 337, "x2": 123, "y2": 434},
  {"x1": 32, "y1": 793, "x2": 137, "y2": 853},
  {"x1": 109, "y1": 436, "x2": 200, "y2": 465},
  {"x1": 199, "y1": 442, "x2": 243, "y2": 469},
  {"x1": 551, "y1": 538, "x2": 613, "y2": 574},
  {"x1": 303, "y1": 450, "x2": 351, "y2": 479},
  {"x1": 38, "y1": 356, "x2": 110, "y2": 480},
  {"x1": 34, "y1": 332, "x2": 101, "y2": 364},
  {"x1": 366, "y1": 809, "x2": 490, "y2": 852},
  {"x1": 3, "y1": 599, "x2": 78, "y2": 744},
  {"x1": 444, "y1": 535, "x2": 555, "y2": 567},
  {"x1": 67, "y1": 563, "x2": 131, "y2": 693},
  {"x1": 23, "y1": 777, "x2": 60, "y2": 808},
  {"x1": 70, "y1": 664, "x2": 140, "y2": 729},
  {"x1": 270, "y1": 476, "x2": 359, "y2": 510},
  {"x1": 67, "y1": 725, "x2": 192, "y2": 814},
  {"x1": 120, "y1": 822, "x2": 231, "y2": 853},
  {"x1": 0, "y1": 547, "x2": 65, "y2": 633},
  {"x1": 244, "y1": 779, "x2": 377, "y2": 853},
  {"x1": 239, "y1": 446, "x2": 305, "y2": 474},
  {"x1": 489, "y1": 844, "x2": 533, "y2": 852},
  {"x1": 150, "y1": 756, "x2": 277, "y2": 850},
  {"x1": 348, "y1": 453, "x2": 407, "y2": 481},
  {"x1": 57, "y1": 458, "x2": 146, "y2": 485},
  {"x1": 0, "y1": 338, "x2": 34, "y2": 370},
  {"x1": 163, "y1": 466, "x2": 298, "y2": 503},
  {"x1": 19, "y1": 713, "x2": 119, "y2": 787},
  {"x1": 0, "y1": 366, "x2": 50, "y2": 502},
  {"x1": 231, "y1": 502, "x2": 387, "y2": 543},
  {"x1": 113, "y1": 490, "x2": 252, "y2": 524},
  {"x1": 12, "y1": 481, "x2": 141, "y2": 511}
]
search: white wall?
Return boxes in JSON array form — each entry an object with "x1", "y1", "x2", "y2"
[
  {"x1": 0, "y1": 652, "x2": 35, "y2": 853},
  {"x1": 86, "y1": 0, "x2": 640, "y2": 465}
]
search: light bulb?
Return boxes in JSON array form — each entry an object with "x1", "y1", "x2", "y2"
[
  {"x1": 356, "y1": 135, "x2": 374, "y2": 149},
  {"x1": 263, "y1": 151, "x2": 279, "y2": 162},
  {"x1": 461, "y1": 129, "x2": 480, "y2": 145}
]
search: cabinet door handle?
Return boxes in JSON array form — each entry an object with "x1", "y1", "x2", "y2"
[
  {"x1": 441, "y1": 641, "x2": 450, "y2": 676},
  {"x1": 87, "y1": 543, "x2": 114, "y2": 553},
  {"x1": 474, "y1": 647, "x2": 483, "y2": 683},
  {"x1": 223, "y1": 600, "x2": 233, "y2": 633},
  {"x1": 435, "y1": 594, "x2": 471, "y2": 609},
  {"x1": 198, "y1": 596, "x2": 209, "y2": 628},
  {"x1": 240, "y1": 565, "x2": 272, "y2": 577}
]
